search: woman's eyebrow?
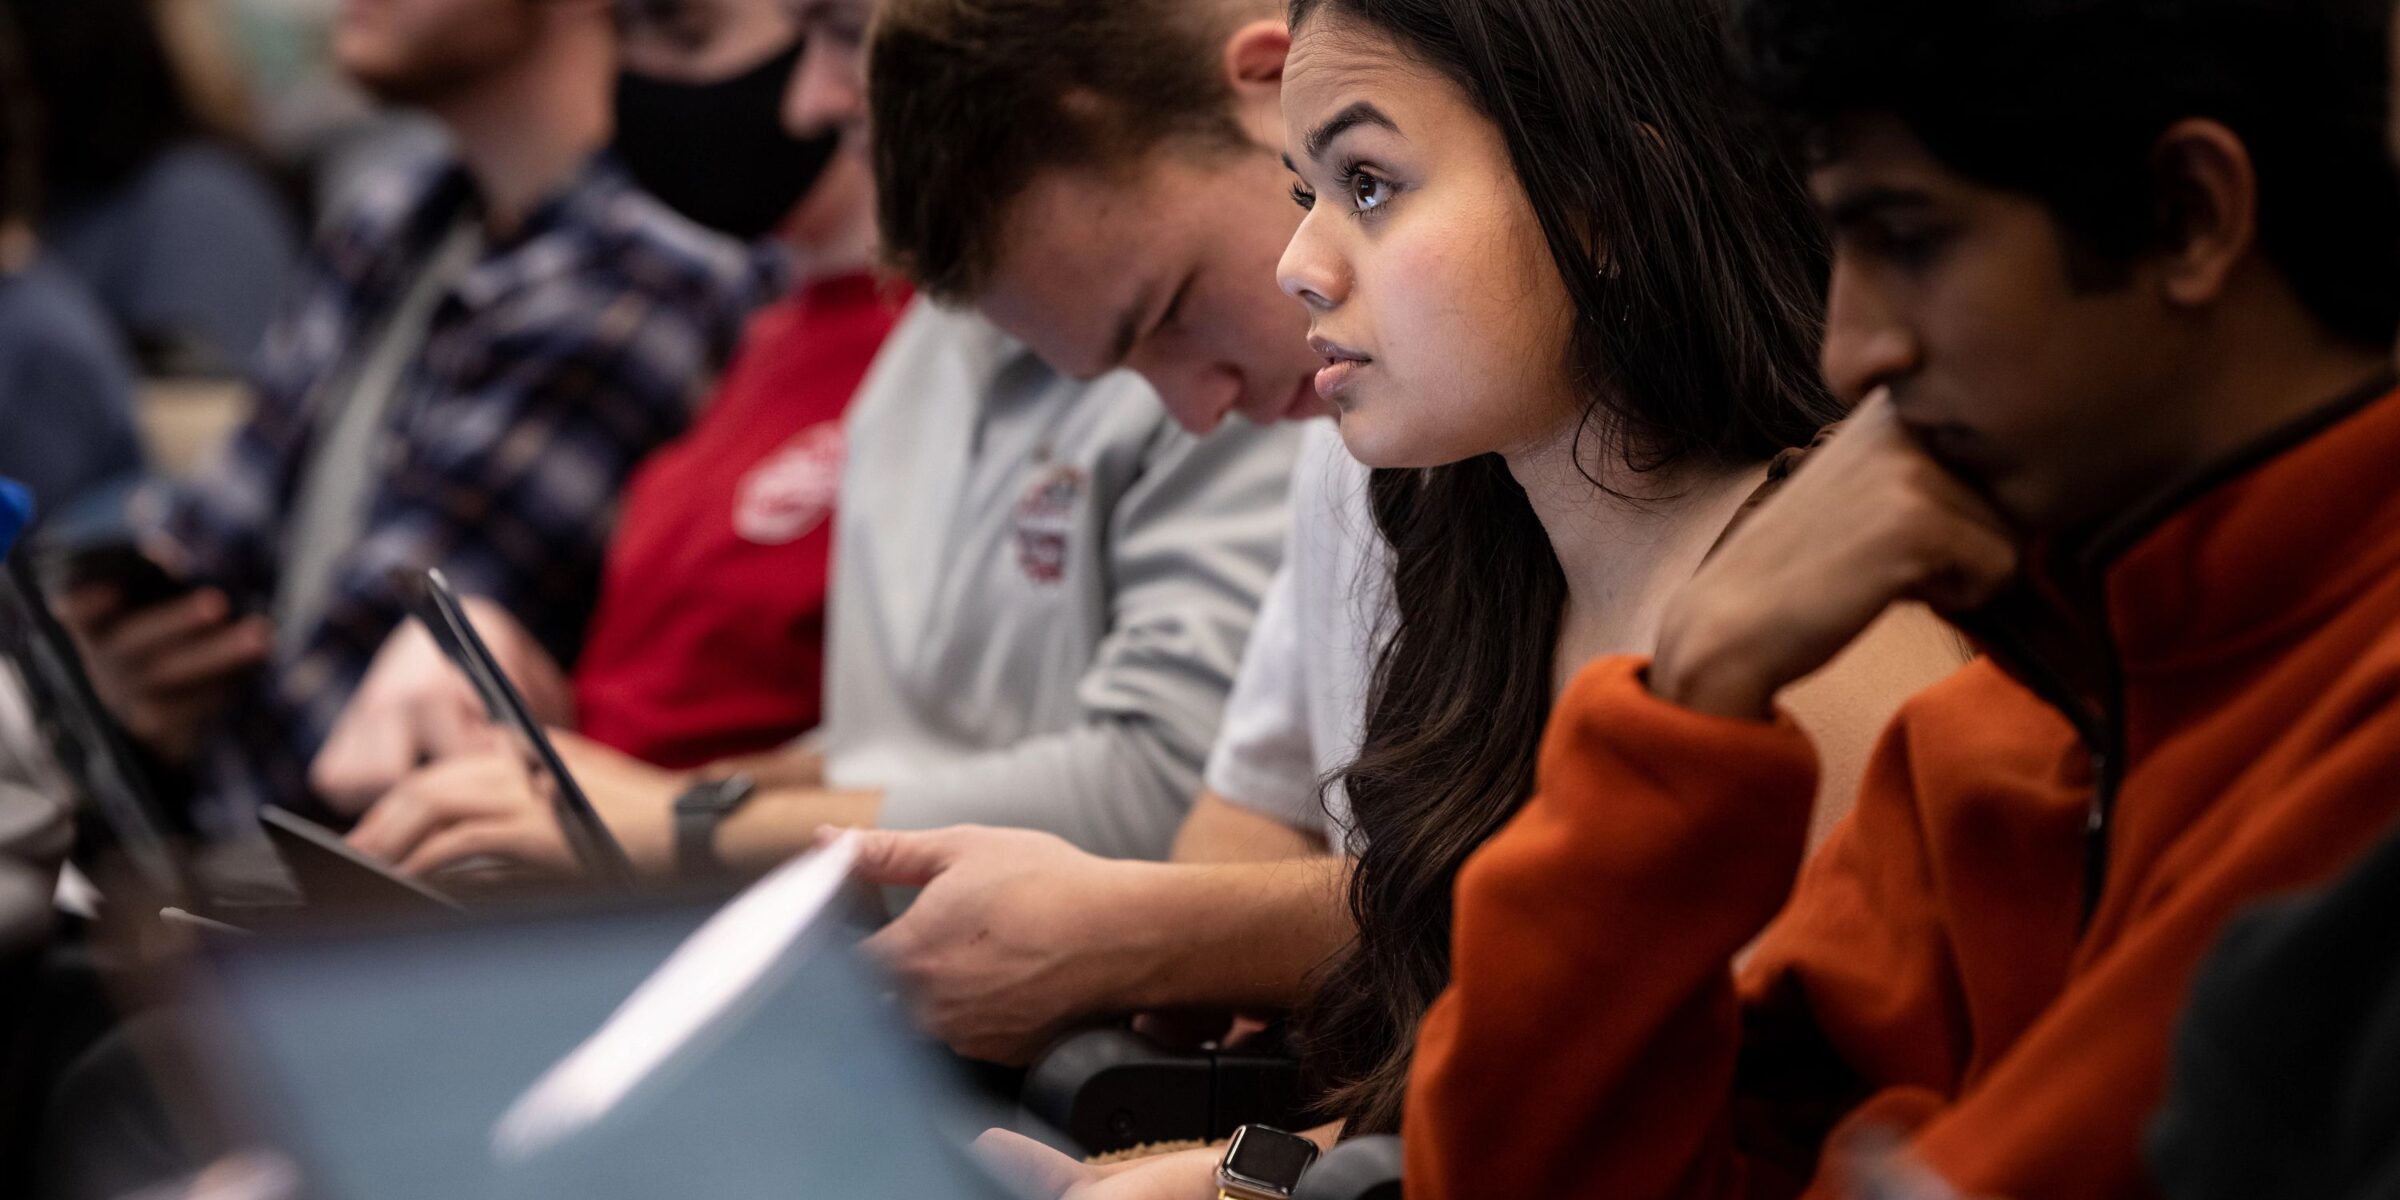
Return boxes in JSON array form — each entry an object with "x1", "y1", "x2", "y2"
[{"x1": 1304, "y1": 101, "x2": 1402, "y2": 161}]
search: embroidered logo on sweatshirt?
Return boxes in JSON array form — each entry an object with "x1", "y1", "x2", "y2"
[
  {"x1": 1012, "y1": 465, "x2": 1087, "y2": 584},
  {"x1": 734, "y1": 423, "x2": 845, "y2": 545}
]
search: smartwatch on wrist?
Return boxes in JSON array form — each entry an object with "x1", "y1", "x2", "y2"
[
  {"x1": 672, "y1": 773, "x2": 757, "y2": 876},
  {"x1": 1215, "y1": 1125, "x2": 1319, "y2": 1200}
]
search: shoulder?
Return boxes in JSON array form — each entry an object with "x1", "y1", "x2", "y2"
[
  {"x1": 843, "y1": 299, "x2": 1014, "y2": 434},
  {"x1": 317, "y1": 143, "x2": 456, "y2": 246},
  {"x1": 0, "y1": 263, "x2": 133, "y2": 382},
  {"x1": 1873, "y1": 652, "x2": 2080, "y2": 771},
  {"x1": 570, "y1": 169, "x2": 780, "y2": 314},
  {"x1": 1128, "y1": 406, "x2": 1306, "y2": 501}
]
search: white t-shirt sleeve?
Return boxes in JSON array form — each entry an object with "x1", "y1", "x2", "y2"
[
  {"x1": 1203, "y1": 551, "x2": 1321, "y2": 829},
  {"x1": 1204, "y1": 422, "x2": 1378, "y2": 843}
]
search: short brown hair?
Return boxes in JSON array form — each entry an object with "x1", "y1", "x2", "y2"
[{"x1": 868, "y1": 0, "x2": 1270, "y2": 300}]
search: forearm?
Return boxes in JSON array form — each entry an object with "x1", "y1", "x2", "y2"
[
  {"x1": 718, "y1": 786, "x2": 881, "y2": 873},
  {"x1": 1102, "y1": 855, "x2": 1353, "y2": 1012},
  {"x1": 871, "y1": 722, "x2": 1199, "y2": 860},
  {"x1": 1170, "y1": 791, "x2": 1326, "y2": 864}
]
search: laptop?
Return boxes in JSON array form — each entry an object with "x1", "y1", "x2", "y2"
[
  {"x1": 179, "y1": 837, "x2": 1013, "y2": 1200},
  {"x1": 397, "y1": 567, "x2": 636, "y2": 887},
  {"x1": 257, "y1": 805, "x2": 463, "y2": 915},
  {"x1": 255, "y1": 563, "x2": 646, "y2": 913}
]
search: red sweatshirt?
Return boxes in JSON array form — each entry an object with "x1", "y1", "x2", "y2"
[
  {"x1": 1405, "y1": 377, "x2": 2400, "y2": 1199},
  {"x1": 573, "y1": 273, "x2": 906, "y2": 769}
]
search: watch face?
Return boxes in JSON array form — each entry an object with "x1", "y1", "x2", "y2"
[{"x1": 1221, "y1": 1126, "x2": 1318, "y2": 1193}]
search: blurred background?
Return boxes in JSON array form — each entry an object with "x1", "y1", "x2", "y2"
[{"x1": 10, "y1": 0, "x2": 416, "y2": 477}]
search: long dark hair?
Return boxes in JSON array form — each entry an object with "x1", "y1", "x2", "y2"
[{"x1": 1289, "y1": 0, "x2": 1841, "y2": 1135}]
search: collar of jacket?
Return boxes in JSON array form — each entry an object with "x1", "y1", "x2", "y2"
[
  {"x1": 1955, "y1": 367, "x2": 2400, "y2": 925},
  {"x1": 1965, "y1": 367, "x2": 2400, "y2": 733}
]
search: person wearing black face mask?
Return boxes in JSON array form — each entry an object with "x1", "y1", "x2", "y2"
[
  {"x1": 613, "y1": 35, "x2": 838, "y2": 240},
  {"x1": 310, "y1": 0, "x2": 908, "y2": 822}
]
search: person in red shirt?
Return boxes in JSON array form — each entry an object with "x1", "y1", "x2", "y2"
[
  {"x1": 570, "y1": 267, "x2": 901, "y2": 769},
  {"x1": 309, "y1": 0, "x2": 903, "y2": 796}
]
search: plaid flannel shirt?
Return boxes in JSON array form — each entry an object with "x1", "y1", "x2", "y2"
[{"x1": 150, "y1": 149, "x2": 775, "y2": 831}]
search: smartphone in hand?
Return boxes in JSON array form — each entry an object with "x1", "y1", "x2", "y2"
[{"x1": 44, "y1": 539, "x2": 209, "y2": 612}]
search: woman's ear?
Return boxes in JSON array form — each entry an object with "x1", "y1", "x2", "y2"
[
  {"x1": 2148, "y1": 117, "x2": 2259, "y2": 310},
  {"x1": 1223, "y1": 19, "x2": 1294, "y2": 149}
]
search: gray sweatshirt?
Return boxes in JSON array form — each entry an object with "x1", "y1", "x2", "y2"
[{"x1": 821, "y1": 302, "x2": 1301, "y2": 860}]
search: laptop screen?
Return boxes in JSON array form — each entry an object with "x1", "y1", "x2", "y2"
[
  {"x1": 398, "y1": 567, "x2": 634, "y2": 886},
  {"x1": 187, "y1": 845, "x2": 1011, "y2": 1200}
]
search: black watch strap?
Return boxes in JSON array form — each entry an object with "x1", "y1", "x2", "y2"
[{"x1": 672, "y1": 773, "x2": 757, "y2": 876}]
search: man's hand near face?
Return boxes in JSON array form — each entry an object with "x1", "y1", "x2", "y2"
[{"x1": 1652, "y1": 390, "x2": 2020, "y2": 721}]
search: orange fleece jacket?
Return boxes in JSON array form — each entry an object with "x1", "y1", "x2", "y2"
[{"x1": 1405, "y1": 380, "x2": 2400, "y2": 1200}]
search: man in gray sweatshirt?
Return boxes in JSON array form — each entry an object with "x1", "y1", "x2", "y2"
[{"x1": 329, "y1": 1, "x2": 1306, "y2": 874}]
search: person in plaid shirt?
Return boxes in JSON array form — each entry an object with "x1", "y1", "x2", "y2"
[{"x1": 58, "y1": 0, "x2": 771, "y2": 833}]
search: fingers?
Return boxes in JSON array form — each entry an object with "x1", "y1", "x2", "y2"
[
  {"x1": 314, "y1": 677, "x2": 496, "y2": 816},
  {"x1": 347, "y1": 756, "x2": 535, "y2": 865},
  {"x1": 311, "y1": 706, "x2": 419, "y2": 815},
  {"x1": 1907, "y1": 516, "x2": 2021, "y2": 613},
  {"x1": 849, "y1": 827, "x2": 962, "y2": 888},
  {"x1": 419, "y1": 690, "x2": 503, "y2": 761},
  {"x1": 1875, "y1": 461, "x2": 2020, "y2": 616},
  {"x1": 53, "y1": 584, "x2": 124, "y2": 634},
  {"x1": 346, "y1": 787, "x2": 454, "y2": 866},
  {"x1": 101, "y1": 590, "x2": 243, "y2": 665},
  {"x1": 395, "y1": 818, "x2": 548, "y2": 877},
  {"x1": 971, "y1": 1129, "x2": 1089, "y2": 1200},
  {"x1": 858, "y1": 904, "x2": 927, "y2": 970},
  {"x1": 139, "y1": 616, "x2": 272, "y2": 693}
]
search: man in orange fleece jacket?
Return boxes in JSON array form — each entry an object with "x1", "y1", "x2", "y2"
[{"x1": 1402, "y1": 1, "x2": 2400, "y2": 1198}]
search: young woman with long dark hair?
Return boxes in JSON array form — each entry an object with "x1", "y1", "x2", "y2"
[
  {"x1": 976, "y1": 0, "x2": 1965, "y2": 1192},
  {"x1": 1273, "y1": 0, "x2": 1958, "y2": 1137}
]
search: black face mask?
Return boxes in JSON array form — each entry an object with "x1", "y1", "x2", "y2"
[{"x1": 612, "y1": 39, "x2": 837, "y2": 241}]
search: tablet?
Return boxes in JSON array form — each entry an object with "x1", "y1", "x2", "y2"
[
  {"x1": 182, "y1": 840, "x2": 1011, "y2": 1200},
  {"x1": 397, "y1": 568, "x2": 635, "y2": 886},
  {"x1": 257, "y1": 806, "x2": 462, "y2": 915}
]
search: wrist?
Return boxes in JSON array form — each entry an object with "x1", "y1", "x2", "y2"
[
  {"x1": 671, "y1": 773, "x2": 756, "y2": 876},
  {"x1": 1089, "y1": 860, "x2": 1185, "y2": 1011},
  {"x1": 716, "y1": 786, "x2": 881, "y2": 873},
  {"x1": 1649, "y1": 611, "x2": 1780, "y2": 722}
]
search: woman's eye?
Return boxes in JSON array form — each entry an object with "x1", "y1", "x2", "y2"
[
  {"x1": 1289, "y1": 182, "x2": 1317, "y2": 211},
  {"x1": 1346, "y1": 170, "x2": 1390, "y2": 212}
]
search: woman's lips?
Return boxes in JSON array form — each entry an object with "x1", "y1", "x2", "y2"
[
  {"x1": 1315, "y1": 358, "x2": 1367, "y2": 403},
  {"x1": 1309, "y1": 336, "x2": 1373, "y2": 404}
]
